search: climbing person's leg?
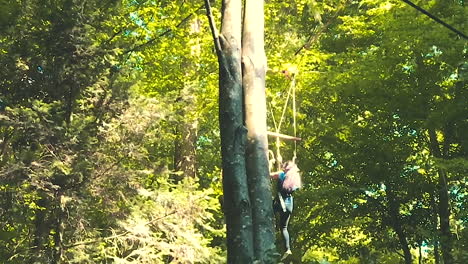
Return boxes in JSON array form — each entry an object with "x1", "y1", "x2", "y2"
[
  {"x1": 279, "y1": 210, "x2": 291, "y2": 251},
  {"x1": 279, "y1": 210, "x2": 292, "y2": 261},
  {"x1": 282, "y1": 196, "x2": 293, "y2": 255}
]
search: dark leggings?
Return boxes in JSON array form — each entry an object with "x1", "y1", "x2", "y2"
[{"x1": 279, "y1": 210, "x2": 291, "y2": 251}]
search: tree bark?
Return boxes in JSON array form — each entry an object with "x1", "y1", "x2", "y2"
[
  {"x1": 418, "y1": 240, "x2": 422, "y2": 264},
  {"x1": 204, "y1": 0, "x2": 254, "y2": 262},
  {"x1": 428, "y1": 128, "x2": 454, "y2": 264},
  {"x1": 242, "y1": 0, "x2": 276, "y2": 261},
  {"x1": 434, "y1": 239, "x2": 440, "y2": 264},
  {"x1": 33, "y1": 197, "x2": 51, "y2": 263},
  {"x1": 386, "y1": 184, "x2": 412, "y2": 264},
  {"x1": 174, "y1": 18, "x2": 201, "y2": 179},
  {"x1": 436, "y1": 169, "x2": 453, "y2": 264},
  {"x1": 52, "y1": 192, "x2": 65, "y2": 264},
  {"x1": 174, "y1": 119, "x2": 197, "y2": 178},
  {"x1": 431, "y1": 193, "x2": 441, "y2": 264}
]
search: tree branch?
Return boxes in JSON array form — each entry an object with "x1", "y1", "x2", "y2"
[
  {"x1": 394, "y1": 250, "x2": 405, "y2": 258},
  {"x1": 123, "y1": 4, "x2": 204, "y2": 55},
  {"x1": 294, "y1": 0, "x2": 350, "y2": 56},
  {"x1": 266, "y1": 131, "x2": 301, "y2": 141},
  {"x1": 294, "y1": 19, "x2": 334, "y2": 56},
  {"x1": 204, "y1": 0, "x2": 222, "y2": 55}
]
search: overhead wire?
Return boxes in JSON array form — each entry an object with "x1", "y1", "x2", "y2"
[{"x1": 401, "y1": 0, "x2": 468, "y2": 40}]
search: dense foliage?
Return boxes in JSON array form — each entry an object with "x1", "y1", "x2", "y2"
[{"x1": 0, "y1": 0, "x2": 466, "y2": 263}]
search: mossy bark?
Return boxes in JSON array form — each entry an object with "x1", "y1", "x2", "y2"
[
  {"x1": 242, "y1": 0, "x2": 276, "y2": 262},
  {"x1": 205, "y1": 0, "x2": 255, "y2": 262}
]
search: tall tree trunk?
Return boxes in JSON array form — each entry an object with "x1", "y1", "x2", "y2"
[
  {"x1": 33, "y1": 197, "x2": 50, "y2": 264},
  {"x1": 436, "y1": 169, "x2": 453, "y2": 264},
  {"x1": 386, "y1": 184, "x2": 412, "y2": 264},
  {"x1": 418, "y1": 239, "x2": 423, "y2": 264},
  {"x1": 204, "y1": 0, "x2": 254, "y2": 262},
  {"x1": 432, "y1": 193, "x2": 441, "y2": 264},
  {"x1": 52, "y1": 192, "x2": 65, "y2": 264},
  {"x1": 174, "y1": 18, "x2": 201, "y2": 179},
  {"x1": 242, "y1": 0, "x2": 276, "y2": 261},
  {"x1": 428, "y1": 128, "x2": 454, "y2": 264},
  {"x1": 434, "y1": 236, "x2": 441, "y2": 264},
  {"x1": 174, "y1": 119, "x2": 197, "y2": 178}
]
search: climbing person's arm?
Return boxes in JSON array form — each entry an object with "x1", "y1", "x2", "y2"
[
  {"x1": 270, "y1": 171, "x2": 281, "y2": 179},
  {"x1": 270, "y1": 171, "x2": 285, "y2": 180}
]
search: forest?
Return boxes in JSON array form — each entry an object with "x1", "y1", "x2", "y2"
[{"x1": 0, "y1": 0, "x2": 467, "y2": 263}]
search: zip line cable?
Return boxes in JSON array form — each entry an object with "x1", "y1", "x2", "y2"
[{"x1": 401, "y1": 0, "x2": 468, "y2": 40}]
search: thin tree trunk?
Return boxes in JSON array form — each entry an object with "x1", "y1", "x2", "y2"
[
  {"x1": 65, "y1": 83, "x2": 74, "y2": 125},
  {"x1": 434, "y1": 240, "x2": 440, "y2": 264},
  {"x1": 437, "y1": 169, "x2": 453, "y2": 264},
  {"x1": 174, "y1": 120, "x2": 197, "y2": 178},
  {"x1": 428, "y1": 128, "x2": 454, "y2": 264},
  {"x1": 242, "y1": 0, "x2": 276, "y2": 261},
  {"x1": 174, "y1": 18, "x2": 201, "y2": 179},
  {"x1": 33, "y1": 197, "x2": 50, "y2": 264},
  {"x1": 386, "y1": 185, "x2": 412, "y2": 264},
  {"x1": 204, "y1": 0, "x2": 254, "y2": 262},
  {"x1": 418, "y1": 239, "x2": 422, "y2": 264},
  {"x1": 431, "y1": 193, "x2": 441, "y2": 264},
  {"x1": 52, "y1": 192, "x2": 65, "y2": 264}
]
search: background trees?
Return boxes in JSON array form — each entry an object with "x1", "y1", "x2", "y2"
[
  {"x1": 1, "y1": 0, "x2": 223, "y2": 263},
  {"x1": 0, "y1": 0, "x2": 466, "y2": 263},
  {"x1": 292, "y1": 0, "x2": 467, "y2": 263}
]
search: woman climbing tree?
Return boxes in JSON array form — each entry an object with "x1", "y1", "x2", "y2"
[{"x1": 271, "y1": 160, "x2": 302, "y2": 259}]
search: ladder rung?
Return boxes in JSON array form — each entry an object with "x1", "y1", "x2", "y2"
[{"x1": 267, "y1": 131, "x2": 301, "y2": 141}]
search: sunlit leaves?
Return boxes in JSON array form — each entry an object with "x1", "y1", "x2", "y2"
[{"x1": 292, "y1": 0, "x2": 467, "y2": 262}]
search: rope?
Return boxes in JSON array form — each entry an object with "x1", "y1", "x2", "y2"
[
  {"x1": 268, "y1": 102, "x2": 278, "y2": 131},
  {"x1": 269, "y1": 103, "x2": 281, "y2": 170},
  {"x1": 277, "y1": 79, "x2": 294, "y2": 132},
  {"x1": 273, "y1": 77, "x2": 295, "y2": 170},
  {"x1": 268, "y1": 150, "x2": 276, "y2": 172},
  {"x1": 292, "y1": 75, "x2": 297, "y2": 162},
  {"x1": 269, "y1": 71, "x2": 299, "y2": 167}
]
